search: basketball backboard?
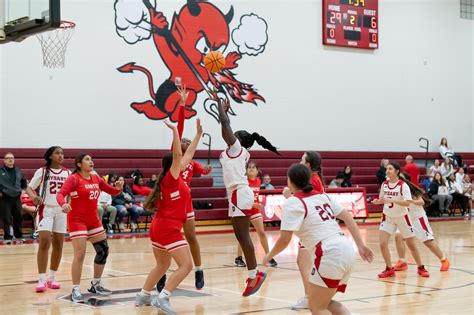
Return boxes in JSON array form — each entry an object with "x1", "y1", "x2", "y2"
[{"x1": 0, "y1": 0, "x2": 60, "y2": 44}]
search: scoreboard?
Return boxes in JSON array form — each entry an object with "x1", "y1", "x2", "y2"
[{"x1": 322, "y1": 0, "x2": 378, "y2": 49}]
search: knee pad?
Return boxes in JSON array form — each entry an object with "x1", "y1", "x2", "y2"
[{"x1": 93, "y1": 239, "x2": 109, "y2": 265}]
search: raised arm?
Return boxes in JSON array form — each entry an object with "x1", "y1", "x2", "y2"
[
  {"x1": 176, "y1": 85, "x2": 187, "y2": 139},
  {"x1": 164, "y1": 120, "x2": 183, "y2": 179},
  {"x1": 210, "y1": 88, "x2": 237, "y2": 147},
  {"x1": 181, "y1": 118, "x2": 203, "y2": 170}
]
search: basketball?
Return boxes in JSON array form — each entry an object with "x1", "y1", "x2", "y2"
[{"x1": 204, "y1": 51, "x2": 226, "y2": 73}]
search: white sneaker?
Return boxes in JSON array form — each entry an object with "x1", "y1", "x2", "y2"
[
  {"x1": 291, "y1": 295, "x2": 309, "y2": 310},
  {"x1": 131, "y1": 222, "x2": 137, "y2": 232}
]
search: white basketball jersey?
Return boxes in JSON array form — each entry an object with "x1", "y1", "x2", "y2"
[
  {"x1": 379, "y1": 180, "x2": 411, "y2": 217},
  {"x1": 281, "y1": 192, "x2": 344, "y2": 249},
  {"x1": 219, "y1": 141, "x2": 250, "y2": 192},
  {"x1": 408, "y1": 204, "x2": 425, "y2": 218},
  {"x1": 29, "y1": 167, "x2": 71, "y2": 207}
]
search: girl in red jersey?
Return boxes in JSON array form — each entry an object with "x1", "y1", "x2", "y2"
[
  {"x1": 56, "y1": 154, "x2": 123, "y2": 303},
  {"x1": 235, "y1": 161, "x2": 277, "y2": 268},
  {"x1": 136, "y1": 118, "x2": 202, "y2": 314}
]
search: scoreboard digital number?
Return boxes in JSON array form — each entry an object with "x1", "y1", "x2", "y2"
[{"x1": 322, "y1": 0, "x2": 378, "y2": 49}]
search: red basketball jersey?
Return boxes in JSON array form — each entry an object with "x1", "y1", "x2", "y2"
[
  {"x1": 311, "y1": 173, "x2": 325, "y2": 194},
  {"x1": 155, "y1": 171, "x2": 191, "y2": 221},
  {"x1": 181, "y1": 160, "x2": 209, "y2": 187},
  {"x1": 248, "y1": 177, "x2": 261, "y2": 205}
]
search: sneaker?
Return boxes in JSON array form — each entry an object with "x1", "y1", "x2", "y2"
[
  {"x1": 234, "y1": 256, "x2": 246, "y2": 267},
  {"x1": 269, "y1": 258, "x2": 278, "y2": 267},
  {"x1": 47, "y1": 279, "x2": 61, "y2": 289},
  {"x1": 156, "y1": 274, "x2": 167, "y2": 293},
  {"x1": 195, "y1": 270, "x2": 204, "y2": 290},
  {"x1": 36, "y1": 280, "x2": 47, "y2": 293},
  {"x1": 417, "y1": 265, "x2": 430, "y2": 277},
  {"x1": 440, "y1": 258, "x2": 450, "y2": 272},
  {"x1": 378, "y1": 267, "x2": 395, "y2": 278},
  {"x1": 4, "y1": 239, "x2": 12, "y2": 245},
  {"x1": 155, "y1": 295, "x2": 176, "y2": 315},
  {"x1": 242, "y1": 272, "x2": 267, "y2": 297},
  {"x1": 106, "y1": 225, "x2": 114, "y2": 235},
  {"x1": 291, "y1": 295, "x2": 309, "y2": 310},
  {"x1": 394, "y1": 260, "x2": 408, "y2": 271},
  {"x1": 88, "y1": 280, "x2": 112, "y2": 296},
  {"x1": 119, "y1": 223, "x2": 131, "y2": 233},
  {"x1": 131, "y1": 222, "x2": 137, "y2": 232},
  {"x1": 135, "y1": 293, "x2": 151, "y2": 306},
  {"x1": 70, "y1": 288, "x2": 84, "y2": 303},
  {"x1": 32, "y1": 232, "x2": 39, "y2": 240}
]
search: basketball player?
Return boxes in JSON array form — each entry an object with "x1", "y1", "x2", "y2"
[
  {"x1": 263, "y1": 164, "x2": 374, "y2": 315},
  {"x1": 372, "y1": 162, "x2": 430, "y2": 278},
  {"x1": 135, "y1": 118, "x2": 202, "y2": 314},
  {"x1": 56, "y1": 154, "x2": 123, "y2": 302},
  {"x1": 235, "y1": 161, "x2": 277, "y2": 268},
  {"x1": 393, "y1": 173, "x2": 450, "y2": 272},
  {"x1": 210, "y1": 88, "x2": 279, "y2": 296},
  {"x1": 26, "y1": 146, "x2": 70, "y2": 293}
]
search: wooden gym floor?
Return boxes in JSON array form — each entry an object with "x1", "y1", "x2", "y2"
[{"x1": 0, "y1": 220, "x2": 473, "y2": 314}]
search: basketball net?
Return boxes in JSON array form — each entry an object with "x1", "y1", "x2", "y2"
[{"x1": 36, "y1": 21, "x2": 75, "y2": 68}]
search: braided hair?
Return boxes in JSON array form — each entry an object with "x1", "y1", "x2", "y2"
[
  {"x1": 40, "y1": 146, "x2": 62, "y2": 201},
  {"x1": 234, "y1": 130, "x2": 279, "y2": 155}
]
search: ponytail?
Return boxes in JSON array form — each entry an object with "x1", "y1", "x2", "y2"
[
  {"x1": 144, "y1": 152, "x2": 173, "y2": 210},
  {"x1": 288, "y1": 164, "x2": 313, "y2": 193},
  {"x1": 304, "y1": 151, "x2": 323, "y2": 182},
  {"x1": 234, "y1": 130, "x2": 279, "y2": 155}
]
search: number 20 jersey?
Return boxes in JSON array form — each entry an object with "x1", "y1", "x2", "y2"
[{"x1": 29, "y1": 167, "x2": 71, "y2": 207}]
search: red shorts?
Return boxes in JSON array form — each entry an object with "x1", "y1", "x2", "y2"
[
  {"x1": 68, "y1": 214, "x2": 104, "y2": 240},
  {"x1": 150, "y1": 217, "x2": 188, "y2": 252},
  {"x1": 186, "y1": 198, "x2": 195, "y2": 221},
  {"x1": 249, "y1": 207, "x2": 262, "y2": 221}
]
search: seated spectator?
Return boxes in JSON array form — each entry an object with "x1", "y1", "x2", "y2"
[
  {"x1": 440, "y1": 157, "x2": 455, "y2": 179},
  {"x1": 20, "y1": 190, "x2": 38, "y2": 238},
  {"x1": 456, "y1": 167, "x2": 465, "y2": 186},
  {"x1": 428, "y1": 172, "x2": 453, "y2": 214},
  {"x1": 147, "y1": 174, "x2": 158, "y2": 188},
  {"x1": 329, "y1": 172, "x2": 345, "y2": 188},
  {"x1": 462, "y1": 174, "x2": 473, "y2": 210},
  {"x1": 342, "y1": 165, "x2": 352, "y2": 187},
  {"x1": 447, "y1": 173, "x2": 470, "y2": 215},
  {"x1": 112, "y1": 176, "x2": 144, "y2": 233},
  {"x1": 98, "y1": 188, "x2": 117, "y2": 235},
  {"x1": 403, "y1": 155, "x2": 420, "y2": 185},
  {"x1": 132, "y1": 176, "x2": 152, "y2": 196},
  {"x1": 428, "y1": 159, "x2": 441, "y2": 180},
  {"x1": 376, "y1": 158, "x2": 389, "y2": 184},
  {"x1": 439, "y1": 137, "x2": 462, "y2": 166},
  {"x1": 260, "y1": 174, "x2": 275, "y2": 190}
]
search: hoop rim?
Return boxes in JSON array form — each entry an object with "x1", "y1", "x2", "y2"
[{"x1": 59, "y1": 21, "x2": 76, "y2": 29}]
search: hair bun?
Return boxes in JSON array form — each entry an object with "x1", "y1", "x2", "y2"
[{"x1": 302, "y1": 184, "x2": 313, "y2": 193}]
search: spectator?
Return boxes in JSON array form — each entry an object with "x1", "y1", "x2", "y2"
[
  {"x1": 439, "y1": 137, "x2": 462, "y2": 166},
  {"x1": 403, "y1": 155, "x2": 420, "y2": 186},
  {"x1": 462, "y1": 174, "x2": 473, "y2": 210},
  {"x1": 329, "y1": 172, "x2": 345, "y2": 188},
  {"x1": 132, "y1": 176, "x2": 152, "y2": 196},
  {"x1": 260, "y1": 174, "x2": 275, "y2": 190},
  {"x1": 447, "y1": 173, "x2": 470, "y2": 215},
  {"x1": 112, "y1": 176, "x2": 144, "y2": 232},
  {"x1": 342, "y1": 165, "x2": 352, "y2": 187},
  {"x1": 440, "y1": 157, "x2": 454, "y2": 179},
  {"x1": 428, "y1": 172, "x2": 453, "y2": 214},
  {"x1": 147, "y1": 174, "x2": 158, "y2": 188},
  {"x1": 98, "y1": 176, "x2": 117, "y2": 234},
  {"x1": 0, "y1": 152, "x2": 27, "y2": 244},
  {"x1": 428, "y1": 159, "x2": 441, "y2": 180},
  {"x1": 376, "y1": 158, "x2": 389, "y2": 184},
  {"x1": 455, "y1": 167, "x2": 465, "y2": 186}
]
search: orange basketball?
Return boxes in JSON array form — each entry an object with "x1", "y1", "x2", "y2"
[{"x1": 204, "y1": 51, "x2": 226, "y2": 73}]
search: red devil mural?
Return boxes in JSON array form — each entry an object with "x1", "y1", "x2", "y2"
[{"x1": 114, "y1": 0, "x2": 269, "y2": 122}]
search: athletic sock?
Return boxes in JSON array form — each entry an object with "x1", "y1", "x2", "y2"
[
  {"x1": 72, "y1": 285, "x2": 80, "y2": 291},
  {"x1": 39, "y1": 273, "x2": 47, "y2": 282},
  {"x1": 140, "y1": 289, "x2": 151, "y2": 296},
  {"x1": 248, "y1": 269, "x2": 257, "y2": 279},
  {"x1": 48, "y1": 270, "x2": 56, "y2": 281},
  {"x1": 159, "y1": 289, "x2": 171, "y2": 299},
  {"x1": 398, "y1": 258, "x2": 406, "y2": 262},
  {"x1": 92, "y1": 278, "x2": 101, "y2": 285},
  {"x1": 195, "y1": 266, "x2": 203, "y2": 271}
]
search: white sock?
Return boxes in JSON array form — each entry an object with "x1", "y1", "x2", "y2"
[
  {"x1": 195, "y1": 266, "x2": 203, "y2": 271},
  {"x1": 92, "y1": 278, "x2": 101, "y2": 284},
  {"x1": 48, "y1": 270, "x2": 56, "y2": 280},
  {"x1": 72, "y1": 285, "x2": 80, "y2": 291},
  {"x1": 140, "y1": 289, "x2": 151, "y2": 296},
  {"x1": 248, "y1": 269, "x2": 257, "y2": 279},
  {"x1": 158, "y1": 289, "x2": 171, "y2": 299},
  {"x1": 398, "y1": 258, "x2": 406, "y2": 262},
  {"x1": 39, "y1": 273, "x2": 47, "y2": 282}
]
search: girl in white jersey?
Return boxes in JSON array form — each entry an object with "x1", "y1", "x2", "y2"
[
  {"x1": 393, "y1": 173, "x2": 450, "y2": 272},
  {"x1": 263, "y1": 164, "x2": 374, "y2": 314},
  {"x1": 26, "y1": 146, "x2": 71, "y2": 293},
  {"x1": 210, "y1": 89, "x2": 279, "y2": 297},
  {"x1": 372, "y1": 162, "x2": 430, "y2": 278}
]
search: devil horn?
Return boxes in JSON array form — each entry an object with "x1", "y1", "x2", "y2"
[
  {"x1": 224, "y1": 5, "x2": 234, "y2": 24},
  {"x1": 187, "y1": 0, "x2": 201, "y2": 16}
]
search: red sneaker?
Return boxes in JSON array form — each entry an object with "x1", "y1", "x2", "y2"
[
  {"x1": 417, "y1": 265, "x2": 430, "y2": 277},
  {"x1": 378, "y1": 267, "x2": 395, "y2": 278},
  {"x1": 440, "y1": 258, "x2": 450, "y2": 272},
  {"x1": 242, "y1": 272, "x2": 267, "y2": 297},
  {"x1": 394, "y1": 260, "x2": 408, "y2": 271}
]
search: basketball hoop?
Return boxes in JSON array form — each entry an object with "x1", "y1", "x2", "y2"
[{"x1": 36, "y1": 21, "x2": 75, "y2": 68}]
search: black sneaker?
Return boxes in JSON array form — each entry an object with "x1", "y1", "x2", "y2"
[
  {"x1": 234, "y1": 256, "x2": 246, "y2": 267},
  {"x1": 88, "y1": 280, "x2": 112, "y2": 296},
  {"x1": 195, "y1": 270, "x2": 204, "y2": 290},
  {"x1": 156, "y1": 274, "x2": 167, "y2": 293},
  {"x1": 269, "y1": 258, "x2": 278, "y2": 267}
]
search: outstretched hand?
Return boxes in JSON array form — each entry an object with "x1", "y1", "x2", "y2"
[
  {"x1": 177, "y1": 85, "x2": 189, "y2": 106},
  {"x1": 196, "y1": 118, "x2": 203, "y2": 135},
  {"x1": 164, "y1": 120, "x2": 177, "y2": 130},
  {"x1": 209, "y1": 87, "x2": 219, "y2": 102}
]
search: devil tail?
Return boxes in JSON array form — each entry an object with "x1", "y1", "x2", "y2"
[{"x1": 117, "y1": 62, "x2": 156, "y2": 100}]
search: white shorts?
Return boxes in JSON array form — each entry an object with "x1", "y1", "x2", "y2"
[
  {"x1": 379, "y1": 214, "x2": 415, "y2": 239},
  {"x1": 410, "y1": 213, "x2": 435, "y2": 242},
  {"x1": 37, "y1": 205, "x2": 67, "y2": 234},
  {"x1": 309, "y1": 235, "x2": 356, "y2": 293},
  {"x1": 228, "y1": 186, "x2": 254, "y2": 218}
]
